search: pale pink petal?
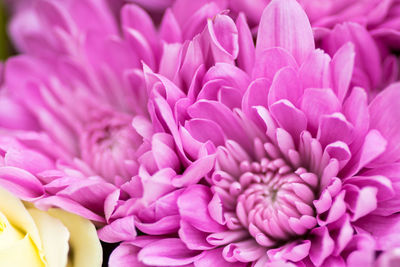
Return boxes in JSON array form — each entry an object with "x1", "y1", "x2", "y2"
[
  {"x1": 256, "y1": 0, "x2": 314, "y2": 64},
  {"x1": 136, "y1": 215, "x2": 180, "y2": 235},
  {"x1": 207, "y1": 14, "x2": 239, "y2": 64},
  {"x1": 300, "y1": 88, "x2": 341, "y2": 134},
  {"x1": 109, "y1": 243, "x2": 147, "y2": 267},
  {"x1": 299, "y1": 49, "x2": 331, "y2": 90},
  {"x1": 252, "y1": 47, "x2": 298, "y2": 81},
  {"x1": 138, "y1": 238, "x2": 203, "y2": 266},
  {"x1": 268, "y1": 67, "x2": 302, "y2": 107},
  {"x1": 98, "y1": 216, "x2": 136, "y2": 243},
  {"x1": 369, "y1": 83, "x2": 400, "y2": 164},
  {"x1": 309, "y1": 227, "x2": 335, "y2": 266},
  {"x1": 270, "y1": 100, "x2": 307, "y2": 144},
  {"x1": 330, "y1": 42, "x2": 355, "y2": 103},
  {"x1": 236, "y1": 13, "x2": 255, "y2": 74},
  {"x1": 177, "y1": 185, "x2": 225, "y2": 232},
  {"x1": 179, "y1": 220, "x2": 215, "y2": 250},
  {"x1": 195, "y1": 248, "x2": 246, "y2": 267},
  {"x1": 160, "y1": 9, "x2": 182, "y2": 43},
  {"x1": 0, "y1": 166, "x2": 44, "y2": 200}
]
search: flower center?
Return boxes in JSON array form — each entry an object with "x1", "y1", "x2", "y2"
[
  {"x1": 214, "y1": 138, "x2": 318, "y2": 247},
  {"x1": 80, "y1": 111, "x2": 142, "y2": 183}
]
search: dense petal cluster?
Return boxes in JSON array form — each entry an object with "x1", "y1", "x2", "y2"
[
  {"x1": 105, "y1": 0, "x2": 400, "y2": 266},
  {"x1": 1, "y1": 0, "x2": 400, "y2": 266}
]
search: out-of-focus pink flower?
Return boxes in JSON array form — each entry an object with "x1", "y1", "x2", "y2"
[
  {"x1": 319, "y1": 22, "x2": 400, "y2": 96},
  {"x1": 106, "y1": 0, "x2": 400, "y2": 266},
  {"x1": 0, "y1": 0, "x2": 175, "y2": 222}
]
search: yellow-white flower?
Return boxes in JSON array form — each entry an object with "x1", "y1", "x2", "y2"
[{"x1": 0, "y1": 186, "x2": 102, "y2": 267}]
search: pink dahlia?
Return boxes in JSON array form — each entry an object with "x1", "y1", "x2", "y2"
[{"x1": 107, "y1": 0, "x2": 400, "y2": 266}]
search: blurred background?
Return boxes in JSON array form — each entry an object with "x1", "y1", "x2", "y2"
[{"x1": 0, "y1": 0, "x2": 13, "y2": 60}]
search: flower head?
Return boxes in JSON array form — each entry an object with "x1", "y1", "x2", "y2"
[
  {"x1": 0, "y1": 185, "x2": 102, "y2": 267},
  {"x1": 106, "y1": 0, "x2": 400, "y2": 266}
]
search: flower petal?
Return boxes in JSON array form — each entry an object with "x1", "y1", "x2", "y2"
[
  {"x1": 47, "y1": 208, "x2": 102, "y2": 267},
  {"x1": 98, "y1": 216, "x2": 136, "y2": 243},
  {"x1": 256, "y1": 0, "x2": 314, "y2": 64},
  {"x1": 178, "y1": 185, "x2": 225, "y2": 233},
  {"x1": 369, "y1": 83, "x2": 400, "y2": 164},
  {"x1": 138, "y1": 238, "x2": 203, "y2": 266}
]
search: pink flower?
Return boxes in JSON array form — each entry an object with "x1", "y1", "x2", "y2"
[
  {"x1": 319, "y1": 22, "x2": 399, "y2": 96},
  {"x1": 0, "y1": 1, "x2": 170, "y2": 221},
  {"x1": 107, "y1": 0, "x2": 400, "y2": 266},
  {"x1": 0, "y1": 0, "x2": 233, "y2": 224}
]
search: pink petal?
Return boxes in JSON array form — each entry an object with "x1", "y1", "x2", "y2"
[
  {"x1": 345, "y1": 186, "x2": 378, "y2": 221},
  {"x1": 300, "y1": 88, "x2": 341, "y2": 134},
  {"x1": 268, "y1": 67, "x2": 302, "y2": 107},
  {"x1": 0, "y1": 166, "x2": 44, "y2": 201},
  {"x1": 207, "y1": 14, "x2": 239, "y2": 64},
  {"x1": 34, "y1": 195, "x2": 105, "y2": 222},
  {"x1": 344, "y1": 175, "x2": 394, "y2": 202},
  {"x1": 35, "y1": 0, "x2": 71, "y2": 33},
  {"x1": 241, "y1": 78, "x2": 270, "y2": 127},
  {"x1": 203, "y1": 63, "x2": 250, "y2": 91},
  {"x1": 341, "y1": 130, "x2": 387, "y2": 178},
  {"x1": 188, "y1": 100, "x2": 250, "y2": 150},
  {"x1": 195, "y1": 248, "x2": 246, "y2": 267},
  {"x1": 109, "y1": 243, "x2": 146, "y2": 267},
  {"x1": 160, "y1": 9, "x2": 182, "y2": 43},
  {"x1": 267, "y1": 241, "x2": 311, "y2": 262},
  {"x1": 57, "y1": 179, "x2": 115, "y2": 215},
  {"x1": 179, "y1": 219, "x2": 215, "y2": 250},
  {"x1": 299, "y1": 49, "x2": 331, "y2": 90},
  {"x1": 218, "y1": 87, "x2": 242, "y2": 110},
  {"x1": 138, "y1": 238, "x2": 203, "y2": 266},
  {"x1": 172, "y1": 154, "x2": 216, "y2": 187},
  {"x1": 256, "y1": 0, "x2": 314, "y2": 64},
  {"x1": 342, "y1": 87, "x2": 369, "y2": 151},
  {"x1": 324, "y1": 23, "x2": 382, "y2": 91},
  {"x1": 136, "y1": 215, "x2": 180, "y2": 235},
  {"x1": 236, "y1": 13, "x2": 255, "y2": 74},
  {"x1": 178, "y1": 185, "x2": 225, "y2": 233},
  {"x1": 4, "y1": 147, "x2": 54, "y2": 175},
  {"x1": 185, "y1": 119, "x2": 226, "y2": 146},
  {"x1": 270, "y1": 100, "x2": 307, "y2": 145},
  {"x1": 98, "y1": 216, "x2": 136, "y2": 243},
  {"x1": 121, "y1": 4, "x2": 158, "y2": 53},
  {"x1": 0, "y1": 96, "x2": 39, "y2": 130},
  {"x1": 151, "y1": 133, "x2": 181, "y2": 171},
  {"x1": 317, "y1": 113, "x2": 354, "y2": 147},
  {"x1": 252, "y1": 47, "x2": 298, "y2": 81},
  {"x1": 309, "y1": 227, "x2": 335, "y2": 266},
  {"x1": 369, "y1": 83, "x2": 400, "y2": 164},
  {"x1": 222, "y1": 239, "x2": 266, "y2": 262},
  {"x1": 317, "y1": 191, "x2": 346, "y2": 226},
  {"x1": 124, "y1": 28, "x2": 155, "y2": 69},
  {"x1": 330, "y1": 42, "x2": 355, "y2": 103}
]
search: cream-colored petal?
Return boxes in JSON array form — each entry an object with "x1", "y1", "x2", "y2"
[
  {"x1": 28, "y1": 208, "x2": 70, "y2": 267},
  {"x1": 0, "y1": 211, "x2": 24, "y2": 250},
  {"x1": 0, "y1": 234, "x2": 45, "y2": 267},
  {"x1": 0, "y1": 186, "x2": 42, "y2": 249},
  {"x1": 47, "y1": 209, "x2": 102, "y2": 267}
]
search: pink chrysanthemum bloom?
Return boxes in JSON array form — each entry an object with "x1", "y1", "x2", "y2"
[
  {"x1": 107, "y1": 0, "x2": 400, "y2": 266},
  {"x1": 0, "y1": 0, "x2": 232, "y2": 224},
  {"x1": 0, "y1": 0, "x2": 171, "y2": 221}
]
